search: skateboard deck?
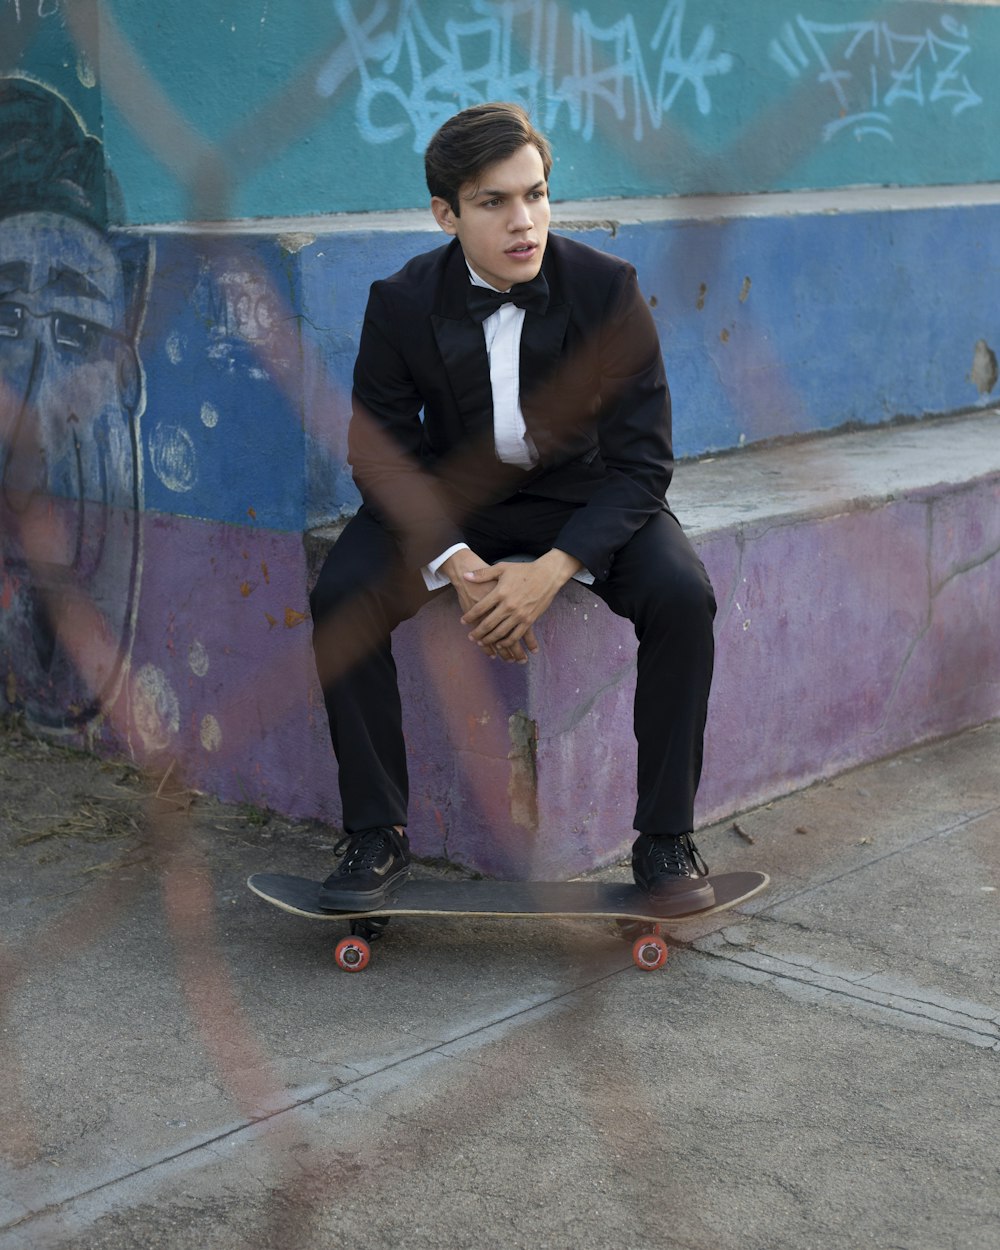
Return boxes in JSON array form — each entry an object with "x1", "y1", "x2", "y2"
[{"x1": 247, "y1": 870, "x2": 769, "y2": 972}]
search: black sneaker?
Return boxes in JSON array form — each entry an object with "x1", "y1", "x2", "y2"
[
  {"x1": 632, "y1": 832, "x2": 715, "y2": 912},
  {"x1": 317, "y1": 826, "x2": 411, "y2": 910}
]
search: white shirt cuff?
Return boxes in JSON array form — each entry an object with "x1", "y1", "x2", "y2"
[{"x1": 421, "y1": 542, "x2": 470, "y2": 591}]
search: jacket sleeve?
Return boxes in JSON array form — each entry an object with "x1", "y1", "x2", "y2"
[
  {"x1": 348, "y1": 282, "x2": 465, "y2": 569},
  {"x1": 551, "y1": 263, "x2": 673, "y2": 581}
]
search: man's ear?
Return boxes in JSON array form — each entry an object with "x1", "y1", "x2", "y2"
[{"x1": 431, "y1": 196, "x2": 458, "y2": 235}]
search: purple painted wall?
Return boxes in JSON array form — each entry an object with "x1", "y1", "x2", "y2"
[{"x1": 73, "y1": 442, "x2": 998, "y2": 879}]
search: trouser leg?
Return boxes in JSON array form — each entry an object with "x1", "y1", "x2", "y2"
[
  {"x1": 308, "y1": 509, "x2": 432, "y2": 833},
  {"x1": 310, "y1": 496, "x2": 714, "y2": 839},
  {"x1": 591, "y1": 509, "x2": 716, "y2": 834}
]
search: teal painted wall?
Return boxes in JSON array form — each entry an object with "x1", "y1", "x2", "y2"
[
  {"x1": 0, "y1": 3, "x2": 102, "y2": 152},
  {"x1": 4, "y1": 1, "x2": 998, "y2": 225},
  {"x1": 0, "y1": 3, "x2": 97, "y2": 118},
  {"x1": 102, "y1": 0, "x2": 1000, "y2": 222}
]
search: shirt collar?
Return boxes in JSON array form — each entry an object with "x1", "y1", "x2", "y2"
[{"x1": 465, "y1": 262, "x2": 507, "y2": 294}]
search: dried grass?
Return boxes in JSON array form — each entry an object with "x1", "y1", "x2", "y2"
[{"x1": 15, "y1": 796, "x2": 143, "y2": 847}]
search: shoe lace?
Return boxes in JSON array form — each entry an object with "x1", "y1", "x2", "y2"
[
  {"x1": 333, "y1": 826, "x2": 405, "y2": 871},
  {"x1": 649, "y1": 833, "x2": 709, "y2": 877}
]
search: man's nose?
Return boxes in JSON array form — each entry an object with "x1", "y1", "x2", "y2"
[{"x1": 508, "y1": 200, "x2": 533, "y2": 230}]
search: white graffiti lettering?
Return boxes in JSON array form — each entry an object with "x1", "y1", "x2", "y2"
[
  {"x1": 2, "y1": 0, "x2": 60, "y2": 21},
  {"x1": 769, "y1": 13, "x2": 982, "y2": 143},
  {"x1": 317, "y1": 0, "x2": 733, "y2": 149}
]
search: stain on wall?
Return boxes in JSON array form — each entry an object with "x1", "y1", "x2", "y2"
[{"x1": 969, "y1": 339, "x2": 998, "y2": 396}]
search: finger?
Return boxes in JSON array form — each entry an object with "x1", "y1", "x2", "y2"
[
  {"x1": 469, "y1": 599, "x2": 531, "y2": 642},
  {"x1": 474, "y1": 618, "x2": 527, "y2": 647},
  {"x1": 498, "y1": 641, "x2": 527, "y2": 664},
  {"x1": 523, "y1": 627, "x2": 539, "y2": 654},
  {"x1": 465, "y1": 604, "x2": 507, "y2": 640},
  {"x1": 460, "y1": 591, "x2": 500, "y2": 626},
  {"x1": 466, "y1": 606, "x2": 509, "y2": 643}
]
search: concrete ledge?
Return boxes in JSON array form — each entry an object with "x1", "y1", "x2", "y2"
[
  {"x1": 307, "y1": 410, "x2": 1000, "y2": 878},
  {"x1": 135, "y1": 181, "x2": 1000, "y2": 235},
  {"x1": 678, "y1": 409, "x2": 1000, "y2": 836}
]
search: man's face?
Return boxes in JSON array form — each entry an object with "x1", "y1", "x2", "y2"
[
  {"x1": 0, "y1": 210, "x2": 142, "y2": 725},
  {"x1": 431, "y1": 142, "x2": 550, "y2": 291}
]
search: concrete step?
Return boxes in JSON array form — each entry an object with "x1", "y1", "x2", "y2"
[{"x1": 372, "y1": 409, "x2": 1000, "y2": 877}]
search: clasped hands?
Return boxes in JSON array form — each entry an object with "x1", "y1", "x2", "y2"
[{"x1": 441, "y1": 547, "x2": 583, "y2": 663}]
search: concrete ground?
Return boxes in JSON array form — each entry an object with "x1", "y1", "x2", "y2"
[{"x1": 0, "y1": 720, "x2": 997, "y2": 1250}]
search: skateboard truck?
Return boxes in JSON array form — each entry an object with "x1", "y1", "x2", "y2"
[{"x1": 348, "y1": 914, "x2": 391, "y2": 942}]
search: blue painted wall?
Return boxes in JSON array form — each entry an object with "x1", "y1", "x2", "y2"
[
  {"x1": 137, "y1": 235, "x2": 306, "y2": 530},
  {"x1": 295, "y1": 205, "x2": 1000, "y2": 525}
]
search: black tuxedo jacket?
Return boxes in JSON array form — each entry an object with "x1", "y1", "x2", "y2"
[{"x1": 348, "y1": 232, "x2": 672, "y2": 582}]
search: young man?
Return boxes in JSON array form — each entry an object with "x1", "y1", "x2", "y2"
[{"x1": 310, "y1": 102, "x2": 716, "y2": 911}]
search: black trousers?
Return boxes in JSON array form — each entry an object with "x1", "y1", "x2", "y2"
[{"x1": 309, "y1": 495, "x2": 716, "y2": 838}]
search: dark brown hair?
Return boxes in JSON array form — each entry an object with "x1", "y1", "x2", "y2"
[{"x1": 424, "y1": 101, "x2": 552, "y2": 215}]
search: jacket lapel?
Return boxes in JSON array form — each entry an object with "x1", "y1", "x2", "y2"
[
  {"x1": 429, "y1": 242, "x2": 573, "y2": 457},
  {"x1": 430, "y1": 244, "x2": 494, "y2": 440},
  {"x1": 519, "y1": 299, "x2": 571, "y2": 458}
]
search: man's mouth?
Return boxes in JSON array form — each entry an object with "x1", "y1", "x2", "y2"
[{"x1": 506, "y1": 242, "x2": 538, "y2": 256}]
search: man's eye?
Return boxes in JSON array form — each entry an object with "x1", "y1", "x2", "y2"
[
  {"x1": 0, "y1": 302, "x2": 24, "y2": 338},
  {"x1": 53, "y1": 314, "x2": 101, "y2": 354}
]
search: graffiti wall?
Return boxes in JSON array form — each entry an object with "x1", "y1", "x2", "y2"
[
  {"x1": 3, "y1": 0, "x2": 997, "y2": 222},
  {"x1": 2, "y1": 1, "x2": 1000, "y2": 860},
  {"x1": 103, "y1": 0, "x2": 1000, "y2": 220},
  {"x1": 0, "y1": 70, "x2": 312, "y2": 802}
]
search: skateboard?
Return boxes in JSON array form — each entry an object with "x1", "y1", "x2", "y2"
[{"x1": 247, "y1": 870, "x2": 769, "y2": 973}]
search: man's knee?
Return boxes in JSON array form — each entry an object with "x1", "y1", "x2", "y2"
[
  {"x1": 309, "y1": 551, "x2": 351, "y2": 625},
  {"x1": 642, "y1": 558, "x2": 716, "y2": 636},
  {"x1": 633, "y1": 519, "x2": 716, "y2": 622},
  {"x1": 309, "y1": 511, "x2": 398, "y2": 625},
  {"x1": 674, "y1": 556, "x2": 716, "y2": 621},
  {"x1": 309, "y1": 514, "x2": 431, "y2": 643}
]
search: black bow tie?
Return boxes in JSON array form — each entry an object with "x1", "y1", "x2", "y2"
[{"x1": 466, "y1": 271, "x2": 549, "y2": 322}]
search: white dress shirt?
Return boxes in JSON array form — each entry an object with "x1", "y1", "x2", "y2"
[
  {"x1": 421, "y1": 266, "x2": 537, "y2": 590},
  {"x1": 421, "y1": 265, "x2": 593, "y2": 590}
]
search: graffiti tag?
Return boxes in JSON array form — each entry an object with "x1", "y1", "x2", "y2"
[
  {"x1": 2, "y1": 0, "x2": 61, "y2": 21},
  {"x1": 769, "y1": 13, "x2": 982, "y2": 142},
  {"x1": 317, "y1": 0, "x2": 734, "y2": 148}
]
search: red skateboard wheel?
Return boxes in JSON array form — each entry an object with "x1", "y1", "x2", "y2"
[
  {"x1": 632, "y1": 933, "x2": 668, "y2": 970},
  {"x1": 334, "y1": 936, "x2": 371, "y2": 972}
]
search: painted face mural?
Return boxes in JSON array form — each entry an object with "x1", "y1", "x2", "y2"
[{"x1": 0, "y1": 79, "x2": 150, "y2": 729}]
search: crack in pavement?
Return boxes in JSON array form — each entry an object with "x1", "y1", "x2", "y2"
[
  {"x1": 695, "y1": 926, "x2": 1000, "y2": 1051},
  {"x1": 0, "y1": 959, "x2": 630, "y2": 1241}
]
